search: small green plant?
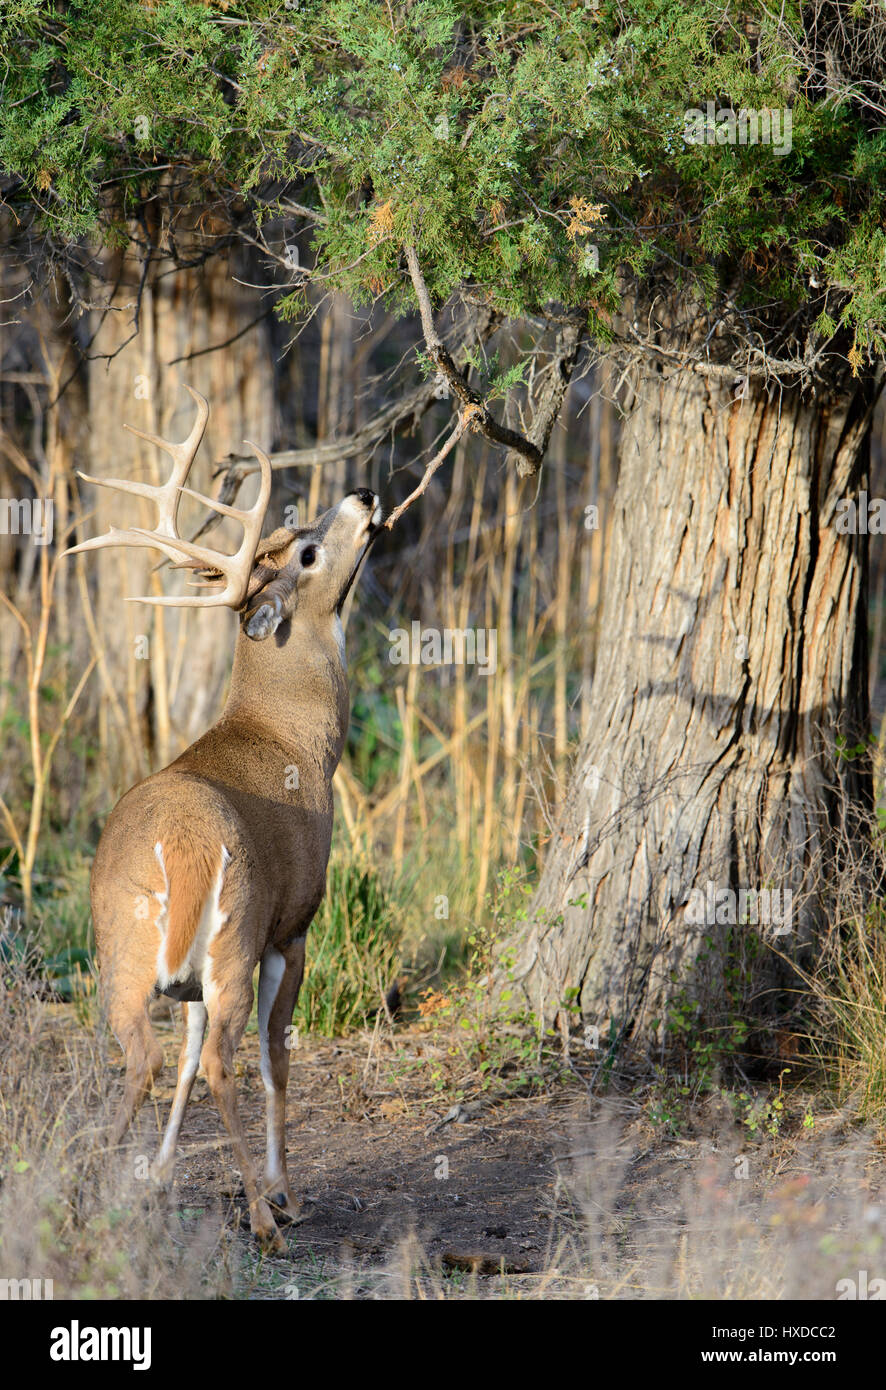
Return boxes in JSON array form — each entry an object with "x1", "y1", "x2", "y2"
[
  {"x1": 295, "y1": 857, "x2": 404, "y2": 1037},
  {"x1": 728, "y1": 1084, "x2": 786, "y2": 1138},
  {"x1": 835, "y1": 732, "x2": 877, "y2": 763},
  {"x1": 645, "y1": 1066, "x2": 691, "y2": 1135},
  {"x1": 423, "y1": 866, "x2": 572, "y2": 1098},
  {"x1": 640, "y1": 927, "x2": 778, "y2": 1134}
]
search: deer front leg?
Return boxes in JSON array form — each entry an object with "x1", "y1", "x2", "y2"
[
  {"x1": 258, "y1": 939, "x2": 306, "y2": 1222},
  {"x1": 201, "y1": 984, "x2": 284, "y2": 1252}
]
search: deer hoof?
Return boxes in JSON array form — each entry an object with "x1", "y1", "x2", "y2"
[
  {"x1": 149, "y1": 1161, "x2": 174, "y2": 1192},
  {"x1": 256, "y1": 1223, "x2": 286, "y2": 1254}
]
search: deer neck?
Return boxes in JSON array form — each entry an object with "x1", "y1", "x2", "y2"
[{"x1": 222, "y1": 611, "x2": 350, "y2": 776}]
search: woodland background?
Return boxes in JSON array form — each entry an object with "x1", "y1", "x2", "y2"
[
  {"x1": 2, "y1": 1, "x2": 886, "y2": 1301},
  {"x1": 0, "y1": 247, "x2": 623, "y2": 1009},
  {"x1": 3, "y1": 251, "x2": 886, "y2": 1030}
]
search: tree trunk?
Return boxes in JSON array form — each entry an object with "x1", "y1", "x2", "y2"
[
  {"x1": 501, "y1": 365, "x2": 878, "y2": 1051},
  {"x1": 83, "y1": 243, "x2": 275, "y2": 787}
]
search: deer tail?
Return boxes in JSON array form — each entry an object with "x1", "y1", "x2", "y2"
[{"x1": 154, "y1": 836, "x2": 226, "y2": 980}]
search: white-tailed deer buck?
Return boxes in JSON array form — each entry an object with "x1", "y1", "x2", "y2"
[{"x1": 66, "y1": 386, "x2": 380, "y2": 1250}]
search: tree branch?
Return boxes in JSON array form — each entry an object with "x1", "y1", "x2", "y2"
[
  {"x1": 382, "y1": 416, "x2": 468, "y2": 530},
  {"x1": 193, "y1": 306, "x2": 498, "y2": 542},
  {"x1": 505, "y1": 314, "x2": 583, "y2": 476},
  {"x1": 404, "y1": 244, "x2": 555, "y2": 476}
]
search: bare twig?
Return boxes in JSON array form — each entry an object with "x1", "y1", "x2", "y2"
[
  {"x1": 505, "y1": 314, "x2": 583, "y2": 476},
  {"x1": 210, "y1": 304, "x2": 499, "y2": 495},
  {"x1": 167, "y1": 306, "x2": 275, "y2": 365},
  {"x1": 211, "y1": 377, "x2": 442, "y2": 492},
  {"x1": 382, "y1": 415, "x2": 467, "y2": 530}
]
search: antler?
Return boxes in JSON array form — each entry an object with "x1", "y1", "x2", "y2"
[{"x1": 64, "y1": 386, "x2": 273, "y2": 609}]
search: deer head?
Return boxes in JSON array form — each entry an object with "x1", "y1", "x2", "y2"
[
  {"x1": 64, "y1": 386, "x2": 381, "y2": 640},
  {"x1": 239, "y1": 489, "x2": 380, "y2": 642}
]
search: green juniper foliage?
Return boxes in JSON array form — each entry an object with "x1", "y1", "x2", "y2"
[{"x1": 1, "y1": 1, "x2": 885, "y2": 366}]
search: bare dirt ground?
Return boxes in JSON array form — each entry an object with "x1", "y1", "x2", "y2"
[
  {"x1": 42, "y1": 1002, "x2": 885, "y2": 1299},
  {"x1": 138, "y1": 1009, "x2": 568, "y2": 1285}
]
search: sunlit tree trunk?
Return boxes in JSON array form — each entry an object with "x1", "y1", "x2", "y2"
[{"x1": 501, "y1": 365, "x2": 878, "y2": 1049}]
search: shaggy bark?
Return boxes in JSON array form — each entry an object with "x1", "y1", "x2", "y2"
[{"x1": 501, "y1": 364, "x2": 878, "y2": 1048}]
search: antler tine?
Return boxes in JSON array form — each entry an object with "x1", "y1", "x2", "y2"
[
  {"x1": 121, "y1": 384, "x2": 208, "y2": 464},
  {"x1": 64, "y1": 396, "x2": 273, "y2": 611},
  {"x1": 123, "y1": 443, "x2": 273, "y2": 608},
  {"x1": 122, "y1": 384, "x2": 209, "y2": 538},
  {"x1": 65, "y1": 526, "x2": 178, "y2": 559},
  {"x1": 68, "y1": 385, "x2": 210, "y2": 550}
]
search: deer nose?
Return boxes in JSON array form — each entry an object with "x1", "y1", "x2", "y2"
[{"x1": 351, "y1": 488, "x2": 377, "y2": 510}]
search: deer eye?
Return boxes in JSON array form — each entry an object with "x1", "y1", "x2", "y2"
[{"x1": 301, "y1": 545, "x2": 317, "y2": 568}]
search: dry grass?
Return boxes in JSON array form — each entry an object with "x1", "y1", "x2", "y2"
[
  {"x1": 1, "y1": 944, "x2": 883, "y2": 1302},
  {"x1": 796, "y1": 793, "x2": 886, "y2": 1137},
  {"x1": 358, "y1": 1131, "x2": 885, "y2": 1301},
  {"x1": 0, "y1": 954, "x2": 250, "y2": 1299}
]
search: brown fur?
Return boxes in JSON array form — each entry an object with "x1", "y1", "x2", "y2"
[{"x1": 79, "y1": 482, "x2": 379, "y2": 1252}]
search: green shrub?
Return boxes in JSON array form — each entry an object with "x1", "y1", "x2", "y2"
[{"x1": 296, "y1": 859, "x2": 404, "y2": 1037}]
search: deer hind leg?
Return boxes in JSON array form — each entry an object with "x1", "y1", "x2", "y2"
[
  {"x1": 107, "y1": 1003, "x2": 165, "y2": 1148},
  {"x1": 258, "y1": 938, "x2": 306, "y2": 1222},
  {"x1": 201, "y1": 971, "x2": 284, "y2": 1252},
  {"x1": 150, "y1": 1000, "x2": 207, "y2": 1187}
]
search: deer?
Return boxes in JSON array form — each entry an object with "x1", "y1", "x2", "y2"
[{"x1": 65, "y1": 385, "x2": 381, "y2": 1251}]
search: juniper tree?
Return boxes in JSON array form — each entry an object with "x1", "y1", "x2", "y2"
[{"x1": 3, "y1": 0, "x2": 886, "y2": 1048}]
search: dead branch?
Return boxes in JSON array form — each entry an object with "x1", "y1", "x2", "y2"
[
  {"x1": 191, "y1": 306, "x2": 498, "y2": 543},
  {"x1": 404, "y1": 244, "x2": 557, "y2": 476},
  {"x1": 210, "y1": 304, "x2": 497, "y2": 487},
  {"x1": 382, "y1": 415, "x2": 468, "y2": 530},
  {"x1": 505, "y1": 314, "x2": 583, "y2": 476}
]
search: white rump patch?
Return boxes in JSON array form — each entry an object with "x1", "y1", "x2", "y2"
[
  {"x1": 153, "y1": 841, "x2": 169, "y2": 902},
  {"x1": 154, "y1": 843, "x2": 231, "y2": 992},
  {"x1": 150, "y1": 841, "x2": 170, "y2": 938}
]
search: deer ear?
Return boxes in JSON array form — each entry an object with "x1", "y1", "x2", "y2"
[
  {"x1": 244, "y1": 574, "x2": 295, "y2": 640},
  {"x1": 243, "y1": 544, "x2": 302, "y2": 639},
  {"x1": 244, "y1": 595, "x2": 285, "y2": 641},
  {"x1": 254, "y1": 526, "x2": 299, "y2": 562},
  {"x1": 243, "y1": 530, "x2": 300, "y2": 603}
]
